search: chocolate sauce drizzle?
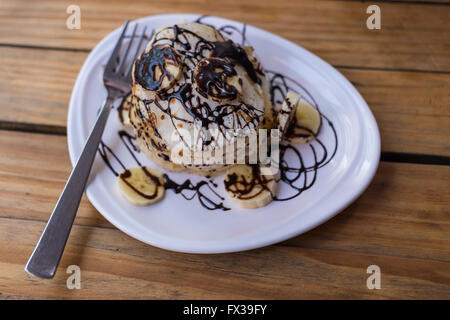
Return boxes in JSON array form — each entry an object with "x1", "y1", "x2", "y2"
[
  {"x1": 164, "y1": 174, "x2": 229, "y2": 211},
  {"x1": 266, "y1": 70, "x2": 338, "y2": 201},
  {"x1": 195, "y1": 15, "x2": 247, "y2": 46},
  {"x1": 98, "y1": 16, "x2": 338, "y2": 211},
  {"x1": 98, "y1": 130, "x2": 229, "y2": 211},
  {"x1": 120, "y1": 167, "x2": 162, "y2": 200},
  {"x1": 99, "y1": 131, "x2": 162, "y2": 199},
  {"x1": 132, "y1": 22, "x2": 264, "y2": 150},
  {"x1": 117, "y1": 92, "x2": 132, "y2": 125},
  {"x1": 224, "y1": 165, "x2": 274, "y2": 200},
  {"x1": 138, "y1": 85, "x2": 263, "y2": 151},
  {"x1": 212, "y1": 40, "x2": 261, "y2": 85},
  {"x1": 194, "y1": 57, "x2": 238, "y2": 101},
  {"x1": 134, "y1": 44, "x2": 180, "y2": 91}
]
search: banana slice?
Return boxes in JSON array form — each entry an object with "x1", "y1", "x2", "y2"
[
  {"x1": 194, "y1": 57, "x2": 242, "y2": 102},
  {"x1": 117, "y1": 166, "x2": 165, "y2": 206},
  {"x1": 134, "y1": 45, "x2": 182, "y2": 92},
  {"x1": 274, "y1": 91, "x2": 301, "y2": 139},
  {"x1": 289, "y1": 101, "x2": 322, "y2": 144},
  {"x1": 224, "y1": 165, "x2": 277, "y2": 209}
]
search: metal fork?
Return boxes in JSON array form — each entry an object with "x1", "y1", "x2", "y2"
[{"x1": 25, "y1": 21, "x2": 148, "y2": 279}]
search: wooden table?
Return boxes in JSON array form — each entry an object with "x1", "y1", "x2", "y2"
[{"x1": 0, "y1": 0, "x2": 448, "y2": 299}]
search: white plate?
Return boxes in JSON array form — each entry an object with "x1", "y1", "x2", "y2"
[{"x1": 67, "y1": 14, "x2": 380, "y2": 253}]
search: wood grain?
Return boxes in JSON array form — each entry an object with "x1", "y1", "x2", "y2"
[
  {"x1": 1, "y1": 46, "x2": 449, "y2": 155},
  {"x1": 0, "y1": 47, "x2": 85, "y2": 127},
  {"x1": 0, "y1": 0, "x2": 449, "y2": 72},
  {"x1": 0, "y1": 130, "x2": 448, "y2": 299},
  {"x1": 0, "y1": 129, "x2": 110, "y2": 229},
  {"x1": 345, "y1": 0, "x2": 450, "y2": 3},
  {"x1": 0, "y1": 47, "x2": 84, "y2": 127},
  {"x1": 340, "y1": 68, "x2": 450, "y2": 156},
  {"x1": 0, "y1": 217, "x2": 448, "y2": 299},
  {"x1": 0, "y1": 0, "x2": 449, "y2": 301}
]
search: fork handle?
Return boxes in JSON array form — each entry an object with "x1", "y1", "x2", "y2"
[{"x1": 25, "y1": 96, "x2": 114, "y2": 279}]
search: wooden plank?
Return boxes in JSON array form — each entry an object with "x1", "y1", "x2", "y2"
[
  {"x1": 344, "y1": 0, "x2": 450, "y2": 3},
  {"x1": 0, "y1": 47, "x2": 86, "y2": 127},
  {"x1": 0, "y1": 130, "x2": 110, "y2": 229},
  {"x1": 0, "y1": 0, "x2": 448, "y2": 302},
  {"x1": 285, "y1": 162, "x2": 450, "y2": 263},
  {"x1": 0, "y1": 129, "x2": 449, "y2": 266},
  {"x1": 340, "y1": 68, "x2": 450, "y2": 156},
  {"x1": 1, "y1": 46, "x2": 449, "y2": 155},
  {"x1": 0, "y1": 216, "x2": 448, "y2": 299},
  {"x1": 0, "y1": 0, "x2": 449, "y2": 72}
]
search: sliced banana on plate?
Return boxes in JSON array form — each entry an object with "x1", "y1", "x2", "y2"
[
  {"x1": 274, "y1": 91, "x2": 301, "y2": 139},
  {"x1": 134, "y1": 45, "x2": 182, "y2": 92},
  {"x1": 117, "y1": 166, "x2": 165, "y2": 206},
  {"x1": 224, "y1": 165, "x2": 277, "y2": 209},
  {"x1": 289, "y1": 101, "x2": 322, "y2": 144}
]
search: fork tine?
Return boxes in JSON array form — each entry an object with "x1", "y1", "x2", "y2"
[
  {"x1": 125, "y1": 25, "x2": 148, "y2": 77},
  {"x1": 105, "y1": 20, "x2": 130, "y2": 71},
  {"x1": 117, "y1": 23, "x2": 138, "y2": 74}
]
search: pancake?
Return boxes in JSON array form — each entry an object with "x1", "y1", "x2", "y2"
[{"x1": 128, "y1": 22, "x2": 272, "y2": 175}]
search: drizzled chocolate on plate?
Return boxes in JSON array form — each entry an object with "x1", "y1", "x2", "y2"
[{"x1": 108, "y1": 20, "x2": 337, "y2": 210}]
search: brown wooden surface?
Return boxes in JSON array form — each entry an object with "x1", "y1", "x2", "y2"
[
  {"x1": 1, "y1": 0, "x2": 450, "y2": 72},
  {"x1": 1, "y1": 47, "x2": 449, "y2": 155},
  {"x1": 0, "y1": 131, "x2": 448, "y2": 299},
  {"x1": 0, "y1": 0, "x2": 449, "y2": 299}
]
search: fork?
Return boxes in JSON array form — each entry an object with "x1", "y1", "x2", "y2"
[{"x1": 25, "y1": 21, "x2": 148, "y2": 279}]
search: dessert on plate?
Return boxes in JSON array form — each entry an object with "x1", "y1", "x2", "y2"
[
  {"x1": 117, "y1": 22, "x2": 321, "y2": 209},
  {"x1": 124, "y1": 22, "x2": 273, "y2": 176}
]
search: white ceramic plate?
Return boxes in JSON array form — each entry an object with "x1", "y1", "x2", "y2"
[{"x1": 67, "y1": 14, "x2": 380, "y2": 253}]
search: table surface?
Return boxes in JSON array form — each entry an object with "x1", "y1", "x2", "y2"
[{"x1": 0, "y1": 0, "x2": 449, "y2": 299}]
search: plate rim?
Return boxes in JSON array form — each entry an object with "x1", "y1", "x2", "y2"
[{"x1": 67, "y1": 13, "x2": 381, "y2": 253}]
